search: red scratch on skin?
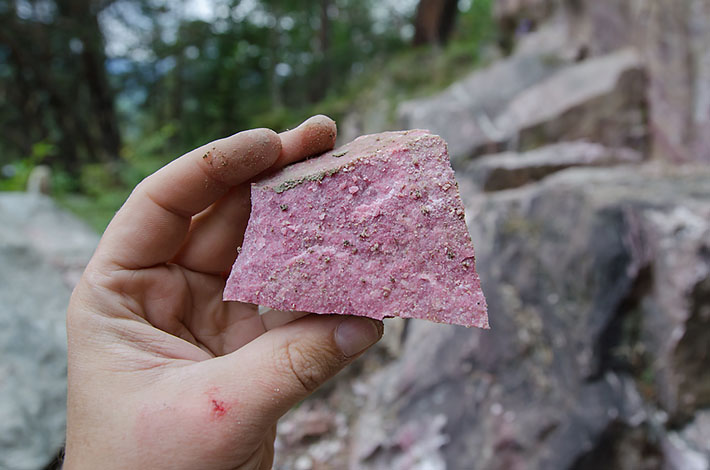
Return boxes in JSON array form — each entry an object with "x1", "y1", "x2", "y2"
[
  {"x1": 211, "y1": 399, "x2": 228, "y2": 418},
  {"x1": 206, "y1": 387, "x2": 230, "y2": 419}
]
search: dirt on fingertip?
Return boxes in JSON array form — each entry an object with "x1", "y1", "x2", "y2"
[{"x1": 298, "y1": 115, "x2": 338, "y2": 158}]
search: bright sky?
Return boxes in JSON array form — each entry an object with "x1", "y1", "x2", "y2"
[
  {"x1": 184, "y1": 0, "x2": 215, "y2": 20},
  {"x1": 101, "y1": 0, "x2": 421, "y2": 58},
  {"x1": 182, "y1": 0, "x2": 420, "y2": 22}
]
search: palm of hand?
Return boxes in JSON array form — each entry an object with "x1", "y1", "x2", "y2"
[
  {"x1": 72, "y1": 265, "x2": 281, "y2": 469},
  {"x1": 64, "y1": 118, "x2": 381, "y2": 470}
]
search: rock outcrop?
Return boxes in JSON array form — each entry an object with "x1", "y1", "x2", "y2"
[
  {"x1": 275, "y1": 4, "x2": 710, "y2": 466},
  {"x1": 398, "y1": 26, "x2": 571, "y2": 166},
  {"x1": 492, "y1": 49, "x2": 647, "y2": 155},
  {"x1": 495, "y1": 0, "x2": 710, "y2": 164},
  {"x1": 0, "y1": 193, "x2": 98, "y2": 470},
  {"x1": 399, "y1": 36, "x2": 648, "y2": 167},
  {"x1": 403, "y1": 0, "x2": 710, "y2": 165},
  {"x1": 350, "y1": 164, "x2": 710, "y2": 469},
  {"x1": 464, "y1": 142, "x2": 642, "y2": 191},
  {"x1": 273, "y1": 164, "x2": 710, "y2": 470}
]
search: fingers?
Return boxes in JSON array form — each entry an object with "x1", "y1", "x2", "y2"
[
  {"x1": 185, "y1": 308, "x2": 310, "y2": 357},
  {"x1": 96, "y1": 128, "x2": 282, "y2": 270},
  {"x1": 260, "y1": 309, "x2": 310, "y2": 331},
  {"x1": 194, "y1": 309, "x2": 311, "y2": 357},
  {"x1": 171, "y1": 115, "x2": 338, "y2": 275},
  {"x1": 273, "y1": 114, "x2": 337, "y2": 169},
  {"x1": 198, "y1": 314, "x2": 382, "y2": 424},
  {"x1": 171, "y1": 184, "x2": 252, "y2": 276}
]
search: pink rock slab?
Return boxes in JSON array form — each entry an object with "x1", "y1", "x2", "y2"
[{"x1": 224, "y1": 130, "x2": 489, "y2": 328}]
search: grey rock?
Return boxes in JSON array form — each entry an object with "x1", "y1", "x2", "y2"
[
  {"x1": 576, "y1": 0, "x2": 710, "y2": 164},
  {"x1": 672, "y1": 410, "x2": 710, "y2": 466},
  {"x1": 500, "y1": 0, "x2": 710, "y2": 163},
  {"x1": 401, "y1": 0, "x2": 710, "y2": 165},
  {"x1": 398, "y1": 39, "x2": 647, "y2": 168},
  {"x1": 493, "y1": 48, "x2": 648, "y2": 155},
  {"x1": 0, "y1": 193, "x2": 98, "y2": 470},
  {"x1": 662, "y1": 437, "x2": 709, "y2": 470},
  {"x1": 684, "y1": 410, "x2": 710, "y2": 456},
  {"x1": 464, "y1": 141, "x2": 642, "y2": 191},
  {"x1": 0, "y1": 193, "x2": 98, "y2": 288},
  {"x1": 398, "y1": 25, "x2": 571, "y2": 166},
  {"x1": 351, "y1": 165, "x2": 710, "y2": 470}
]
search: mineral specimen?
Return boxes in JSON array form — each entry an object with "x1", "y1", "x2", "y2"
[{"x1": 224, "y1": 130, "x2": 488, "y2": 328}]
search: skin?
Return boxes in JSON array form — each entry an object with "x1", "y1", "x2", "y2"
[{"x1": 64, "y1": 115, "x2": 383, "y2": 470}]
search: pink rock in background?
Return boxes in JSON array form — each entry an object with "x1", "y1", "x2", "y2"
[{"x1": 224, "y1": 130, "x2": 488, "y2": 329}]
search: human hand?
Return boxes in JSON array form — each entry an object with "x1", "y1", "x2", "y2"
[{"x1": 64, "y1": 116, "x2": 383, "y2": 470}]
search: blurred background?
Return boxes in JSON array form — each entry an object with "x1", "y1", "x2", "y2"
[
  {"x1": 0, "y1": 0, "x2": 495, "y2": 230},
  {"x1": 1, "y1": 0, "x2": 709, "y2": 469}
]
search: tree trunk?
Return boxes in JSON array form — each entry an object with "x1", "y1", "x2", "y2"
[
  {"x1": 78, "y1": 7, "x2": 122, "y2": 162},
  {"x1": 173, "y1": 1, "x2": 186, "y2": 126},
  {"x1": 0, "y1": 0, "x2": 121, "y2": 172},
  {"x1": 316, "y1": 0, "x2": 332, "y2": 101},
  {"x1": 413, "y1": 0, "x2": 459, "y2": 46},
  {"x1": 0, "y1": 25, "x2": 98, "y2": 168},
  {"x1": 60, "y1": 0, "x2": 122, "y2": 163}
]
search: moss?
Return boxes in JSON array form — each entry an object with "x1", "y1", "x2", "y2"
[{"x1": 273, "y1": 167, "x2": 341, "y2": 193}]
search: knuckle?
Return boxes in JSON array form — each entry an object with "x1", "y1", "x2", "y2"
[{"x1": 278, "y1": 340, "x2": 335, "y2": 394}]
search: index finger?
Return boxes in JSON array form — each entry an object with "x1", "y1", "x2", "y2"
[
  {"x1": 170, "y1": 115, "x2": 338, "y2": 275},
  {"x1": 95, "y1": 128, "x2": 282, "y2": 270},
  {"x1": 273, "y1": 115, "x2": 337, "y2": 169}
]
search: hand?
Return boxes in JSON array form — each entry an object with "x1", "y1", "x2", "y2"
[{"x1": 64, "y1": 116, "x2": 383, "y2": 470}]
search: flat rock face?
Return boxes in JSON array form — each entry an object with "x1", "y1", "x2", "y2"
[
  {"x1": 397, "y1": 27, "x2": 569, "y2": 166},
  {"x1": 464, "y1": 141, "x2": 642, "y2": 191},
  {"x1": 224, "y1": 131, "x2": 488, "y2": 329},
  {"x1": 398, "y1": 38, "x2": 648, "y2": 168},
  {"x1": 498, "y1": 0, "x2": 710, "y2": 164},
  {"x1": 494, "y1": 48, "x2": 647, "y2": 152},
  {"x1": 568, "y1": 0, "x2": 710, "y2": 163}
]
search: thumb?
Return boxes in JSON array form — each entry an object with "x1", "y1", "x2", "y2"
[{"x1": 201, "y1": 314, "x2": 382, "y2": 423}]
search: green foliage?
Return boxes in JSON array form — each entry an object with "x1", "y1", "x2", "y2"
[
  {"x1": 57, "y1": 190, "x2": 132, "y2": 233},
  {"x1": 310, "y1": 0, "x2": 498, "y2": 130},
  {"x1": 0, "y1": 160, "x2": 34, "y2": 192},
  {"x1": 0, "y1": 0, "x2": 122, "y2": 171},
  {"x1": 111, "y1": 0, "x2": 417, "y2": 153},
  {"x1": 2, "y1": 0, "x2": 499, "y2": 232},
  {"x1": 0, "y1": 141, "x2": 57, "y2": 191},
  {"x1": 122, "y1": 123, "x2": 179, "y2": 182}
]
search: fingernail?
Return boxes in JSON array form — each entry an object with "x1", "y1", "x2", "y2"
[{"x1": 335, "y1": 317, "x2": 382, "y2": 357}]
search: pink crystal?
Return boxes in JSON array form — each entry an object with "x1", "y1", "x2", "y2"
[{"x1": 223, "y1": 130, "x2": 489, "y2": 329}]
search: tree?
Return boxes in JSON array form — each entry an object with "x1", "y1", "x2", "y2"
[
  {"x1": 0, "y1": 0, "x2": 122, "y2": 173},
  {"x1": 413, "y1": 0, "x2": 460, "y2": 46},
  {"x1": 57, "y1": 0, "x2": 122, "y2": 163},
  {"x1": 0, "y1": 0, "x2": 416, "y2": 181}
]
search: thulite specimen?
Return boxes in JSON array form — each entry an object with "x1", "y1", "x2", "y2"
[{"x1": 224, "y1": 130, "x2": 488, "y2": 328}]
